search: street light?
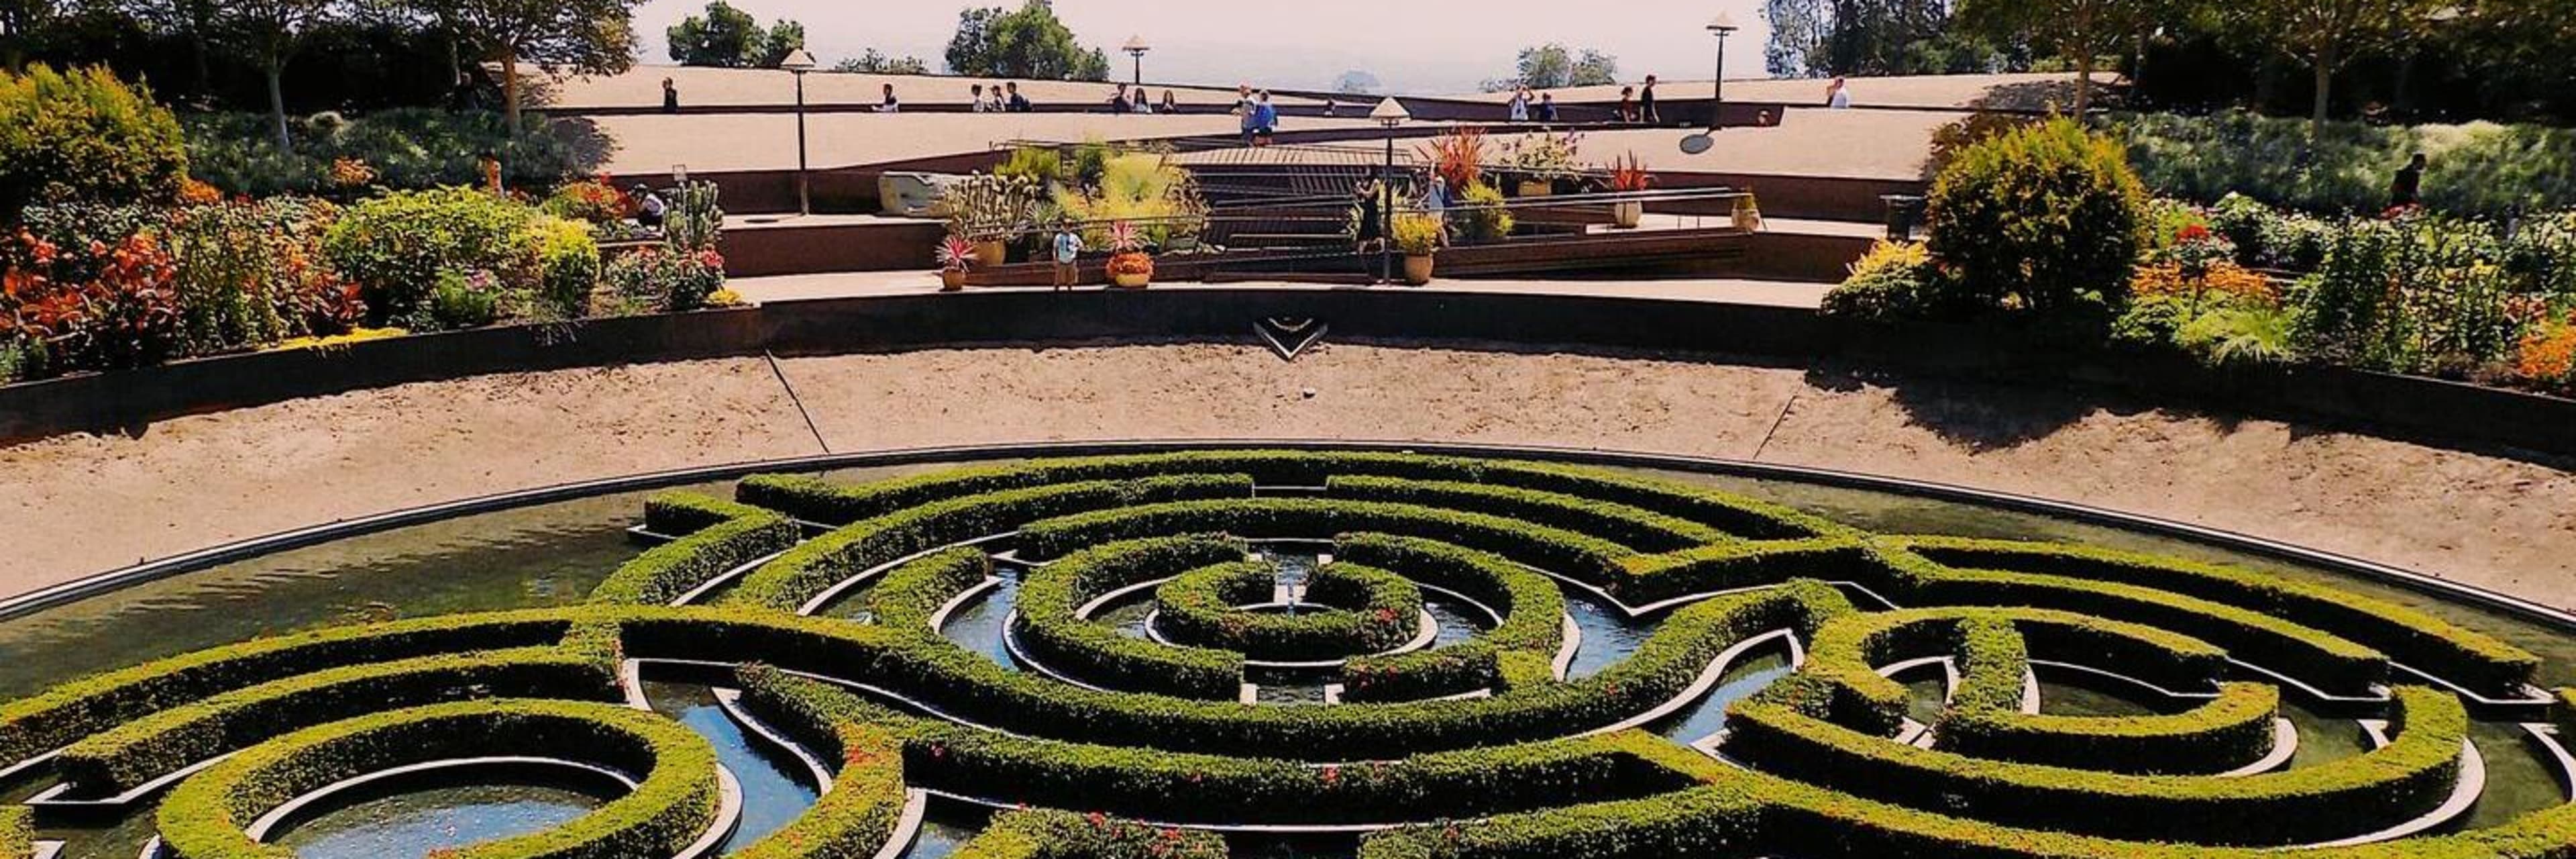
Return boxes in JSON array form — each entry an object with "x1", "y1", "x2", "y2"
[
  {"x1": 1370, "y1": 98, "x2": 1411, "y2": 285},
  {"x1": 1707, "y1": 13, "x2": 1739, "y2": 130},
  {"x1": 778, "y1": 48, "x2": 818, "y2": 216},
  {"x1": 1122, "y1": 36, "x2": 1152, "y2": 87}
]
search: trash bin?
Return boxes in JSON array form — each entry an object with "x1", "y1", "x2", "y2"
[{"x1": 1881, "y1": 194, "x2": 1927, "y2": 242}]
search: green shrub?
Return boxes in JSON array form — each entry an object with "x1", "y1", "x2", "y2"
[
  {"x1": 427, "y1": 268, "x2": 505, "y2": 330},
  {"x1": 590, "y1": 494, "x2": 798, "y2": 607},
  {"x1": 1926, "y1": 117, "x2": 2148, "y2": 313},
  {"x1": 1014, "y1": 536, "x2": 1249, "y2": 699},
  {"x1": 1456, "y1": 181, "x2": 1517, "y2": 243},
  {"x1": 954, "y1": 809, "x2": 1228, "y2": 859},
  {"x1": 1337, "y1": 534, "x2": 1568, "y2": 701},
  {"x1": 730, "y1": 666, "x2": 912, "y2": 859},
  {"x1": 180, "y1": 108, "x2": 582, "y2": 198},
  {"x1": 863, "y1": 548, "x2": 994, "y2": 629},
  {"x1": 1822, "y1": 240, "x2": 1950, "y2": 321},
  {"x1": 0, "y1": 64, "x2": 187, "y2": 223},
  {"x1": 603, "y1": 246, "x2": 727, "y2": 313},
  {"x1": 2110, "y1": 111, "x2": 2576, "y2": 219},
  {"x1": 1324, "y1": 474, "x2": 1729, "y2": 552},
  {"x1": 531, "y1": 214, "x2": 602, "y2": 318},
  {"x1": 154, "y1": 699, "x2": 720, "y2": 859},
  {"x1": 1155, "y1": 561, "x2": 1421, "y2": 662},
  {"x1": 161, "y1": 198, "x2": 361, "y2": 352},
  {"x1": 0, "y1": 807, "x2": 28, "y2": 859},
  {"x1": 322, "y1": 187, "x2": 541, "y2": 327}
]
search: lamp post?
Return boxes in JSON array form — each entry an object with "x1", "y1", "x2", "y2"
[
  {"x1": 1370, "y1": 98, "x2": 1410, "y2": 285},
  {"x1": 778, "y1": 48, "x2": 818, "y2": 216},
  {"x1": 1707, "y1": 13, "x2": 1739, "y2": 130},
  {"x1": 1122, "y1": 36, "x2": 1152, "y2": 87}
]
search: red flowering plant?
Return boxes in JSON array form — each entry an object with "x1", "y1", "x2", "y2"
[
  {"x1": 1, "y1": 230, "x2": 184, "y2": 376},
  {"x1": 541, "y1": 174, "x2": 637, "y2": 225},
  {"x1": 936, "y1": 235, "x2": 978, "y2": 273}
]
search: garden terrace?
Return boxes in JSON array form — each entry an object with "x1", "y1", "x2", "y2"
[{"x1": 3, "y1": 448, "x2": 2571, "y2": 859}]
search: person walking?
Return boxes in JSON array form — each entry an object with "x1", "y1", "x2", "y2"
[
  {"x1": 1639, "y1": 75, "x2": 1660, "y2": 124},
  {"x1": 1616, "y1": 86, "x2": 1637, "y2": 123},
  {"x1": 2391, "y1": 152, "x2": 2428, "y2": 209},
  {"x1": 1235, "y1": 84, "x2": 1259, "y2": 144},
  {"x1": 661, "y1": 77, "x2": 680, "y2": 113},
  {"x1": 1006, "y1": 81, "x2": 1032, "y2": 113},
  {"x1": 1507, "y1": 85, "x2": 1532, "y2": 122},
  {"x1": 878, "y1": 83, "x2": 901, "y2": 113},
  {"x1": 1537, "y1": 93, "x2": 1560, "y2": 123},
  {"x1": 1252, "y1": 91, "x2": 1280, "y2": 146},
  {"x1": 1826, "y1": 77, "x2": 1852, "y2": 109},
  {"x1": 1052, "y1": 221, "x2": 1085, "y2": 290}
]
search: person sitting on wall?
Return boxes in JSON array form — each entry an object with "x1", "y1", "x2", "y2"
[
  {"x1": 879, "y1": 83, "x2": 902, "y2": 113},
  {"x1": 1110, "y1": 83, "x2": 1134, "y2": 113},
  {"x1": 1132, "y1": 87, "x2": 1152, "y2": 114},
  {"x1": 1826, "y1": 77, "x2": 1853, "y2": 109},
  {"x1": 988, "y1": 82, "x2": 1009, "y2": 112},
  {"x1": 1160, "y1": 90, "x2": 1180, "y2": 114}
]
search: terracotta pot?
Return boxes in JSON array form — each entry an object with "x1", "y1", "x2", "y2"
[
  {"x1": 1733, "y1": 207, "x2": 1764, "y2": 232},
  {"x1": 1112, "y1": 271, "x2": 1151, "y2": 289},
  {"x1": 939, "y1": 269, "x2": 968, "y2": 291},
  {"x1": 1402, "y1": 254, "x2": 1436, "y2": 285},
  {"x1": 973, "y1": 240, "x2": 1009, "y2": 268},
  {"x1": 1517, "y1": 180, "x2": 1553, "y2": 198},
  {"x1": 1611, "y1": 201, "x2": 1644, "y2": 230}
]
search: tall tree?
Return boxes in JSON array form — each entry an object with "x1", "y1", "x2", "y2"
[
  {"x1": 2226, "y1": 0, "x2": 2440, "y2": 130},
  {"x1": 665, "y1": 0, "x2": 797, "y2": 68},
  {"x1": 1334, "y1": 69, "x2": 1381, "y2": 95},
  {"x1": 941, "y1": 1, "x2": 1106, "y2": 81},
  {"x1": 1957, "y1": 0, "x2": 2150, "y2": 113},
  {"x1": 425, "y1": 0, "x2": 641, "y2": 134},
  {"x1": 117, "y1": 0, "x2": 223, "y2": 99},
  {"x1": 0, "y1": 0, "x2": 61, "y2": 71},
  {"x1": 1765, "y1": 0, "x2": 1832, "y2": 77},
  {"x1": 209, "y1": 0, "x2": 343, "y2": 148},
  {"x1": 1505, "y1": 44, "x2": 1619, "y2": 89}
]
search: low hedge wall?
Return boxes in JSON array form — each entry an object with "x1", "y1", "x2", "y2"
[
  {"x1": 1915, "y1": 568, "x2": 2390, "y2": 695},
  {"x1": 950, "y1": 809, "x2": 1229, "y2": 859},
  {"x1": 0, "y1": 609, "x2": 576, "y2": 768},
  {"x1": 864, "y1": 548, "x2": 994, "y2": 630},
  {"x1": 1323, "y1": 476, "x2": 1731, "y2": 552},
  {"x1": 155, "y1": 699, "x2": 721, "y2": 859},
  {"x1": 1012, "y1": 537, "x2": 1250, "y2": 699},
  {"x1": 1336, "y1": 534, "x2": 1570, "y2": 701},
  {"x1": 1356, "y1": 785, "x2": 1766, "y2": 859},
  {"x1": 1016, "y1": 498, "x2": 1634, "y2": 587},
  {"x1": 57, "y1": 646, "x2": 620, "y2": 796},
  {"x1": 0, "y1": 807, "x2": 27, "y2": 859},
  {"x1": 729, "y1": 666, "x2": 912, "y2": 859},
  {"x1": 1894, "y1": 536, "x2": 2539, "y2": 695},
  {"x1": 1618, "y1": 539, "x2": 1880, "y2": 605},
  {"x1": 726, "y1": 474, "x2": 1253, "y2": 611},
  {"x1": 1724, "y1": 685, "x2": 2467, "y2": 846},
  {"x1": 1939, "y1": 682, "x2": 2282, "y2": 776},
  {"x1": 735, "y1": 450, "x2": 1843, "y2": 542},
  {"x1": 591, "y1": 493, "x2": 799, "y2": 606},
  {"x1": 1155, "y1": 561, "x2": 1421, "y2": 662}
]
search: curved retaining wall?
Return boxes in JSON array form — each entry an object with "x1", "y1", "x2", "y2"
[{"x1": 1, "y1": 288, "x2": 2568, "y2": 459}]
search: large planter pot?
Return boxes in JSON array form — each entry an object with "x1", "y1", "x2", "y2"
[
  {"x1": 1517, "y1": 180, "x2": 1554, "y2": 199},
  {"x1": 973, "y1": 240, "x2": 1009, "y2": 268},
  {"x1": 1402, "y1": 254, "x2": 1436, "y2": 286},
  {"x1": 939, "y1": 270, "x2": 968, "y2": 291},
  {"x1": 1111, "y1": 271, "x2": 1151, "y2": 289},
  {"x1": 1611, "y1": 201, "x2": 1644, "y2": 230}
]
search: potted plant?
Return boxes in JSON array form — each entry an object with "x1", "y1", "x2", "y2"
[
  {"x1": 1105, "y1": 221, "x2": 1155, "y2": 289},
  {"x1": 1391, "y1": 211, "x2": 1444, "y2": 285},
  {"x1": 1607, "y1": 152, "x2": 1653, "y2": 230},
  {"x1": 1733, "y1": 193, "x2": 1764, "y2": 232},
  {"x1": 938, "y1": 174, "x2": 1038, "y2": 268},
  {"x1": 935, "y1": 235, "x2": 976, "y2": 291},
  {"x1": 1503, "y1": 131, "x2": 1582, "y2": 198}
]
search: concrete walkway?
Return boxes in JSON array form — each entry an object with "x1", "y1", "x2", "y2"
[{"x1": 724, "y1": 270, "x2": 1835, "y2": 309}]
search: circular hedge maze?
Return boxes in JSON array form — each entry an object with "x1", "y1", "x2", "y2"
[{"x1": 5, "y1": 450, "x2": 2576, "y2": 858}]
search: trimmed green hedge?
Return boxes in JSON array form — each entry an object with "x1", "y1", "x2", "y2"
[
  {"x1": 1338, "y1": 534, "x2": 1569, "y2": 701},
  {"x1": 727, "y1": 474, "x2": 1254, "y2": 611},
  {"x1": 155, "y1": 699, "x2": 721, "y2": 859},
  {"x1": 729, "y1": 666, "x2": 912, "y2": 859},
  {"x1": 1017, "y1": 497, "x2": 1635, "y2": 587},
  {"x1": 591, "y1": 493, "x2": 799, "y2": 606},
  {"x1": 737, "y1": 450, "x2": 1841, "y2": 540},
  {"x1": 57, "y1": 646, "x2": 619, "y2": 796},
  {"x1": 1013, "y1": 537, "x2": 1250, "y2": 699},
  {"x1": 1915, "y1": 568, "x2": 2389, "y2": 695},
  {"x1": 864, "y1": 548, "x2": 994, "y2": 630},
  {"x1": 1940, "y1": 682, "x2": 2282, "y2": 776},
  {"x1": 1894, "y1": 536, "x2": 2538, "y2": 695},
  {"x1": 1725, "y1": 685, "x2": 2467, "y2": 846},
  {"x1": 1618, "y1": 539, "x2": 1879, "y2": 605},
  {"x1": 1356, "y1": 785, "x2": 1765, "y2": 859},
  {"x1": 0, "y1": 807, "x2": 28, "y2": 859},
  {"x1": 0, "y1": 609, "x2": 576, "y2": 768},
  {"x1": 1324, "y1": 475, "x2": 1732, "y2": 552},
  {"x1": 951, "y1": 809, "x2": 1228, "y2": 859},
  {"x1": 1155, "y1": 561, "x2": 1421, "y2": 662}
]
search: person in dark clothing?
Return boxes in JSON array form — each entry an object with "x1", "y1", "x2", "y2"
[
  {"x1": 661, "y1": 78, "x2": 680, "y2": 113},
  {"x1": 2392, "y1": 152, "x2": 2427, "y2": 209},
  {"x1": 1006, "y1": 81, "x2": 1032, "y2": 112},
  {"x1": 1536, "y1": 93, "x2": 1559, "y2": 123},
  {"x1": 1353, "y1": 180, "x2": 1385, "y2": 252},
  {"x1": 1638, "y1": 75, "x2": 1660, "y2": 125},
  {"x1": 1110, "y1": 83, "x2": 1133, "y2": 113}
]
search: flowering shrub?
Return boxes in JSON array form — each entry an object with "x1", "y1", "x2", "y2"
[
  {"x1": 605, "y1": 246, "x2": 726, "y2": 313},
  {"x1": 1418, "y1": 128, "x2": 1488, "y2": 195},
  {"x1": 2518, "y1": 319, "x2": 2576, "y2": 394},
  {"x1": 323, "y1": 188, "x2": 542, "y2": 328},
  {"x1": 1822, "y1": 241, "x2": 1950, "y2": 321},
  {"x1": 541, "y1": 176, "x2": 635, "y2": 225},
  {"x1": 529, "y1": 215, "x2": 602, "y2": 319},
  {"x1": 0, "y1": 64, "x2": 189, "y2": 223},
  {"x1": 1, "y1": 230, "x2": 184, "y2": 376},
  {"x1": 162, "y1": 198, "x2": 360, "y2": 352}
]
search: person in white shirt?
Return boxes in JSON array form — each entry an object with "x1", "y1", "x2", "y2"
[
  {"x1": 1826, "y1": 77, "x2": 1853, "y2": 109},
  {"x1": 1507, "y1": 85, "x2": 1532, "y2": 122},
  {"x1": 879, "y1": 83, "x2": 901, "y2": 113}
]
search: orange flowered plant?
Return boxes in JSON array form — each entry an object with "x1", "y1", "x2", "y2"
[{"x1": 2516, "y1": 317, "x2": 2576, "y2": 391}]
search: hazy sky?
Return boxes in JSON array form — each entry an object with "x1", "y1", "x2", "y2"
[{"x1": 632, "y1": 0, "x2": 1778, "y2": 95}]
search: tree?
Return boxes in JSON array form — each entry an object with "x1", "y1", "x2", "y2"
[
  {"x1": 0, "y1": 0, "x2": 62, "y2": 71},
  {"x1": 209, "y1": 0, "x2": 343, "y2": 149},
  {"x1": 835, "y1": 48, "x2": 928, "y2": 75},
  {"x1": 2225, "y1": 0, "x2": 2440, "y2": 130},
  {"x1": 941, "y1": 1, "x2": 1106, "y2": 81},
  {"x1": 1765, "y1": 0, "x2": 1833, "y2": 77},
  {"x1": 425, "y1": 0, "x2": 642, "y2": 134},
  {"x1": 1957, "y1": 0, "x2": 2151, "y2": 113},
  {"x1": 1334, "y1": 70, "x2": 1381, "y2": 95},
  {"x1": 665, "y1": 1, "x2": 799, "y2": 68},
  {"x1": 1503, "y1": 44, "x2": 1619, "y2": 90},
  {"x1": 115, "y1": 0, "x2": 223, "y2": 99}
]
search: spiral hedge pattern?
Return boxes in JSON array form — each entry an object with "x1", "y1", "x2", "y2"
[{"x1": 4, "y1": 449, "x2": 2574, "y2": 858}]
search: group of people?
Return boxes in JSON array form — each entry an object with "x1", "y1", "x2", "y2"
[
  {"x1": 964, "y1": 81, "x2": 1037, "y2": 113},
  {"x1": 1235, "y1": 85, "x2": 1280, "y2": 145},
  {"x1": 1503, "y1": 76, "x2": 1664, "y2": 125},
  {"x1": 1106, "y1": 83, "x2": 1186, "y2": 114}
]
